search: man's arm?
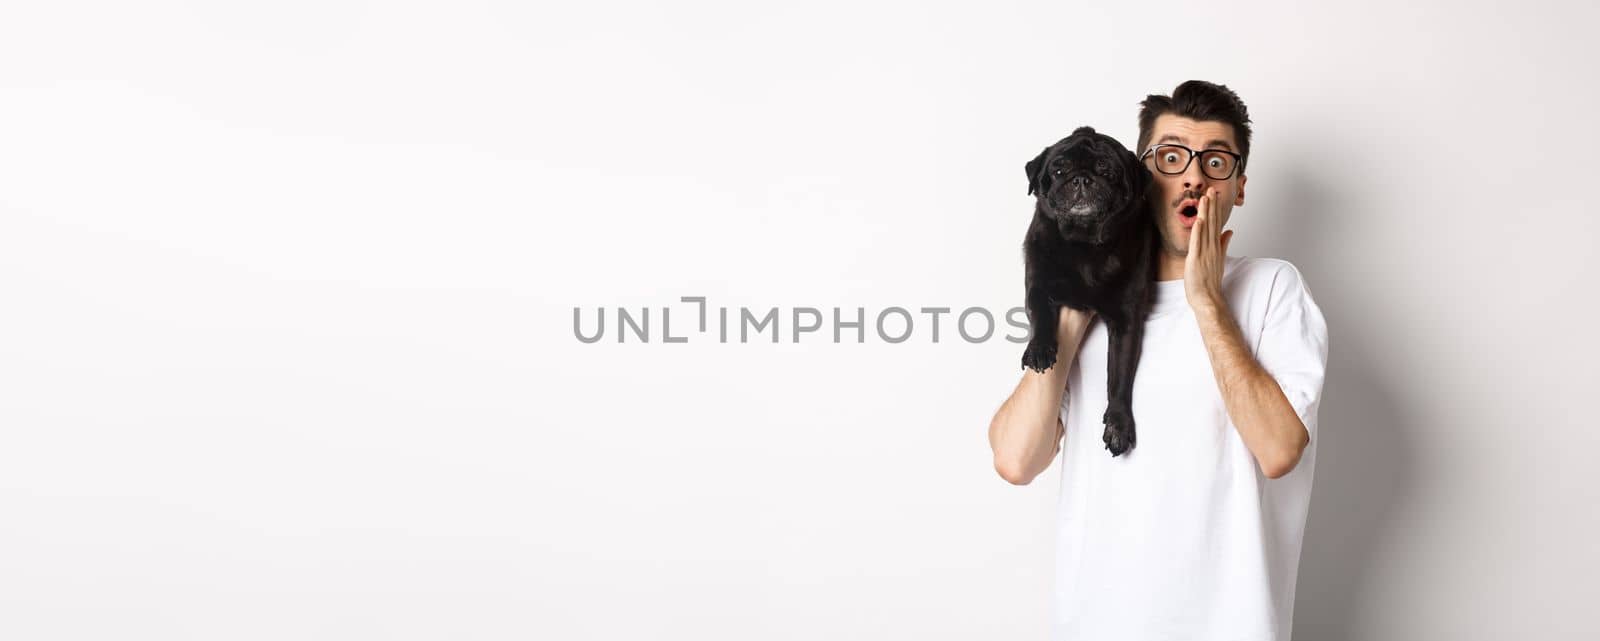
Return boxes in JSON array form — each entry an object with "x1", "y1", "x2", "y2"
[
  {"x1": 988, "y1": 309, "x2": 1095, "y2": 485},
  {"x1": 1183, "y1": 191, "x2": 1319, "y2": 480},
  {"x1": 1192, "y1": 299, "x2": 1309, "y2": 479}
]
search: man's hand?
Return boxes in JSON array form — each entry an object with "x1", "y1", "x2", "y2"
[
  {"x1": 1185, "y1": 186, "x2": 1234, "y2": 312},
  {"x1": 1057, "y1": 305, "x2": 1097, "y2": 347}
]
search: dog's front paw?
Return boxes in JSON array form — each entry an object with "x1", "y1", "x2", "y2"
[
  {"x1": 1021, "y1": 340, "x2": 1058, "y2": 372},
  {"x1": 1101, "y1": 405, "x2": 1137, "y2": 456}
]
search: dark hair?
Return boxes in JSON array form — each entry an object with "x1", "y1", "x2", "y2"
[{"x1": 1136, "y1": 80, "x2": 1253, "y2": 175}]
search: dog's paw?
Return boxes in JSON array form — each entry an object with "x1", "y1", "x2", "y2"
[
  {"x1": 1101, "y1": 405, "x2": 1137, "y2": 457},
  {"x1": 1021, "y1": 340, "x2": 1058, "y2": 372}
]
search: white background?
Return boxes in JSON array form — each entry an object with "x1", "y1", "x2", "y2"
[{"x1": 1, "y1": 1, "x2": 1596, "y2": 639}]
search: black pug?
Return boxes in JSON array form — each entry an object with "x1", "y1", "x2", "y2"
[{"x1": 1019, "y1": 126, "x2": 1157, "y2": 457}]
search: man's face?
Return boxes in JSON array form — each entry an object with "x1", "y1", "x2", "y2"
[{"x1": 1142, "y1": 114, "x2": 1248, "y2": 260}]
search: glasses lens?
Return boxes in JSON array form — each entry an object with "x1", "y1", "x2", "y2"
[
  {"x1": 1152, "y1": 145, "x2": 1191, "y2": 175},
  {"x1": 1199, "y1": 151, "x2": 1236, "y2": 179}
]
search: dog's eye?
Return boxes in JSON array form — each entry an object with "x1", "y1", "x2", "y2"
[{"x1": 1052, "y1": 168, "x2": 1063, "y2": 176}]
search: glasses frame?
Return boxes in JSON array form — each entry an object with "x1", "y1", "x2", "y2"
[{"x1": 1139, "y1": 144, "x2": 1244, "y2": 180}]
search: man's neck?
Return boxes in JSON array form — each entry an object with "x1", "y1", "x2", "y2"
[
  {"x1": 1156, "y1": 252, "x2": 1186, "y2": 282},
  {"x1": 1157, "y1": 250, "x2": 1229, "y2": 282}
]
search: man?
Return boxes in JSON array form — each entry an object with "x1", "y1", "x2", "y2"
[{"x1": 987, "y1": 80, "x2": 1330, "y2": 641}]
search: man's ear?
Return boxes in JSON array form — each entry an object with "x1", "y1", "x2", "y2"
[
  {"x1": 1235, "y1": 174, "x2": 1247, "y2": 206},
  {"x1": 1026, "y1": 147, "x2": 1051, "y2": 196}
]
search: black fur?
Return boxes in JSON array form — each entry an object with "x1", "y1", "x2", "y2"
[{"x1": 1019, "y1": 126, "x2": 1158, "y2": 457}]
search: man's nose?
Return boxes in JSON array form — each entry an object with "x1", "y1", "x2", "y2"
[{"x1": 1181, "y1": 161, "x2": 1208, "y2": 190}]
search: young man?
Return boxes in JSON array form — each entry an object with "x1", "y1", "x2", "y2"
[{"x1": 988, "y1": 80, "x2": 1330, "y2": 641}]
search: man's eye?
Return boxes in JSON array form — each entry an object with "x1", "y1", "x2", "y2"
[
  {"x1": 1207, "y1": 157, "x2": 1224, "y2": 168},
  {"x1": 1163, "y1": 153, "x2": 1179, "y2": 163}
]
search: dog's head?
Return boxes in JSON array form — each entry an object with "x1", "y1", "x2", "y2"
[{"x1": 1025, "y1": 126, "x2": 1152, "y2": 244}]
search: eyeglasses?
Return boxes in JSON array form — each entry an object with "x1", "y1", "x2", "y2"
[{"x1": 1139, "y1": 144, "x2": 1243, "y2": 180}]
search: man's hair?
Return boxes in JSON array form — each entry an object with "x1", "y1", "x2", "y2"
[{"x1": 1136, "y1": 80, "x2": 1253, "y2": 175}]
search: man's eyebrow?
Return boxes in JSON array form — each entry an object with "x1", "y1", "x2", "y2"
[{"x1": 1155, "y1": 133, "x2": 1237, "y2": 152}]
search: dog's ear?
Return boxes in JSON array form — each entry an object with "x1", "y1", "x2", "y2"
[
  {"x1": 1026, "y1": 147, "x2": 1051, "y2": 196},
  {"x1": 1126, "y1": 147, "x2": 1153, "y2": 197},
  {"x1": 1135, "y1": 155, "x2": 1153, "y2": 196}
]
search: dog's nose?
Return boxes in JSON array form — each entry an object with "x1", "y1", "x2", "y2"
[{"x1": 1068, "y1": 175, "x2": 1092, "y2": 189}]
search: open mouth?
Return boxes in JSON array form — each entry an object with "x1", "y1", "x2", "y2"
[{"x1": 1178, "y1": 199, "x2": 1199, "y2": 230}]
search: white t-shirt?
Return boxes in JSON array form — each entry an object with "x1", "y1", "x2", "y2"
[{"x1": 1052, "y1": 254, "x2": 1330, "y2": 641}]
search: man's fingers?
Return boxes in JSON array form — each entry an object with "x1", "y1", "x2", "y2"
[
  {"x1": 1189, "y1": 208, "x2": 1201, "y2": 261},
  {"x1": 1205, "y1": 189, "x2": 1218, "y2": 246}
]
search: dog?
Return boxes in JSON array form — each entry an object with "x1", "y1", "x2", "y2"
[{"x1": 1019, "y1": 126, "x2": 1157, "y2": 456}]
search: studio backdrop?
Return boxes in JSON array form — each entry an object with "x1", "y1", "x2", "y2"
[{"x1": 0, "y1": 1, "x2": 1594, "y2": 640}]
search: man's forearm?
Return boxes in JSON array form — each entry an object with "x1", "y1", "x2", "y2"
[
  {"x1": 1193, "y1": 298, "x2": 1309, "y2": 478},
  {"x1": 989, "y1": 332, "x2": 1083, "y2": 485}
]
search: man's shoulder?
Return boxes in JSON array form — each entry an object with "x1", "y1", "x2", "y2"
[
  {"x1": 1231, "y1": 255, "x2": 1314, "y2": 293},
  {"x1": 1235, "y1": 256, "x2": 1328, "y2": 339},
  {"x1": 1232, "y1": 254, "x2": 1297, "y2": 275}
]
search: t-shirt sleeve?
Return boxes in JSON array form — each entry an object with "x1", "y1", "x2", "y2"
[{"x1": 1254, "y1": 262, "x2": 1330, "y2": 441}]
